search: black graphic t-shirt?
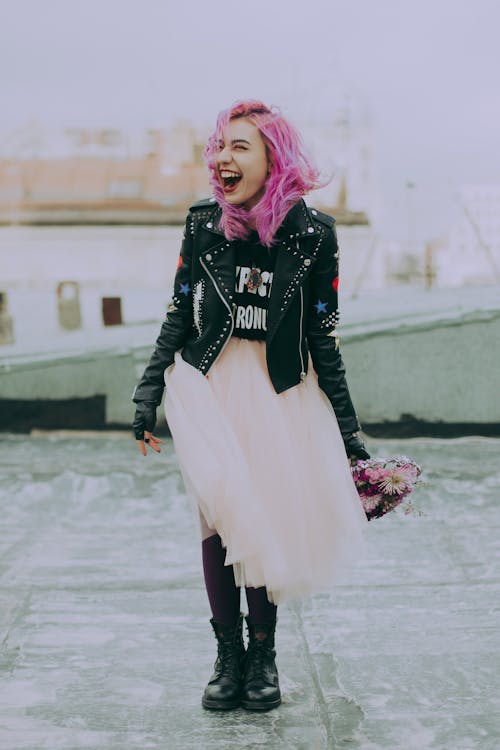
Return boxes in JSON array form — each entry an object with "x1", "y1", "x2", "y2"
[{"x1": 232, "y1": 233, "x2": 275, "y2": 340}]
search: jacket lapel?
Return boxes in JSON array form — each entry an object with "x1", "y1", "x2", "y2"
[
  {"x1": 198, "y1": 206, "x2": 235, "y2": 309},
  {"x1": 267, "y1": 201, "x2": 322, "y2": 343}
]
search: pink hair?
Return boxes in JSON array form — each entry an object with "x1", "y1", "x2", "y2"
[{"x1": 203, "y1": 100, "x2": 323, "y2": 247}]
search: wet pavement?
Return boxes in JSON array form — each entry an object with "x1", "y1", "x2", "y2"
[{"x1": 0, "y1": 434, "x2": 499, "y2": 750}]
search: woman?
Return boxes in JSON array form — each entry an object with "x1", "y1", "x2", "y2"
[{"x1": 132, "y1": 100, "x2": 370, "y2": 712}]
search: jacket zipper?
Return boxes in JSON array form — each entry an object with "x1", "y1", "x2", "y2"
[
  {"x1": 200, "y1": 255, "x2": 235, "y2": 368},
  {"x1": 299, "y1": 287, "x2": 306, "y2": 380}
]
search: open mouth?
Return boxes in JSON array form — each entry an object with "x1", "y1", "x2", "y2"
[{"x1": 219, "y1": 170, "x2": 242, "y2": 193}]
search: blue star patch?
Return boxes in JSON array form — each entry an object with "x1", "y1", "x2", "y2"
[
  {"x1": 314, "y1": 299, "x2": 328, "y2": 314},
  {"x1": 179, "y1": 282, "x2": 191, "y2": 296}
]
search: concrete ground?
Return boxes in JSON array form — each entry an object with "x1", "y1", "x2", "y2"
[{"x1": 0, "y1": 434, "x2": 499, "y2": 750}]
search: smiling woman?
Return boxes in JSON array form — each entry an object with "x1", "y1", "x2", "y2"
[
  {"x1": 214, "y1": 119, "x2": 270, "y2": 209},
  {"x1": 204, "y1": 99, "x2": 323, "y2": 247},
  {"x1": 131, "y1": 99, "x2": 370, "y2": 713}
]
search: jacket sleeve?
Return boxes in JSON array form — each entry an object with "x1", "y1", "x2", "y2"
[
  {"x1": 132, "y1": 213, "x2": 195, "y2": 405},
  {"x1": 306, "y1": 221, "x2": 361, "y2": 436}
]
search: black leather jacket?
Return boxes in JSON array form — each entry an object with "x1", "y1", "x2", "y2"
[{"x1": 133, "y1": 197, "x2": 361, "y2": 435}]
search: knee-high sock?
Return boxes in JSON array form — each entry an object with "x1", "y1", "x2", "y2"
[
  {"x1": 202, "y1": 534, "x2": 241, "y2": 625},
  {"x1": 245, "y1": 586, "x2": 277, "y2": 624}
]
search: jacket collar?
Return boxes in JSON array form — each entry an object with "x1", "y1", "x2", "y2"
[
  {"x1": 199, "y1": 203, "x2": 225, "y2": 237},
  {"x1": 199, "y1": 198, "x2": 319, "y2": 241},
  {"x1": 275, "y1": 199, "x2": 319, "y2": 240}
]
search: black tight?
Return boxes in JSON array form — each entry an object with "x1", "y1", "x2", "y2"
[{"x1": 202, "y1": 534, "x2": 277, "y2": 625}]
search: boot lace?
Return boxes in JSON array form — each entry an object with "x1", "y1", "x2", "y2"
[
  {"x1": 216, "y1": 638, "x2": 242, "y2": 678},
  {"x1": 245, "y1": 640, "x2": 266, "y2": 681}
]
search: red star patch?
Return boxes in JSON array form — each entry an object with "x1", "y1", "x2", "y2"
[
  {"x1": 177, "y1": 255, "x2": 183, "y2": 270},
  {"x1": 332, "y1": 276, "x2": 339, "y2": 292}
]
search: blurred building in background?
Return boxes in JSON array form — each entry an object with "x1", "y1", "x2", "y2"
[
  {"x1": 2, "y1": 122, "x2": 499, "y2": 360},
  {"x1": 0, "y1": 116, "x2": 392, "y2": 312},
  {"x1": 0, "y1": 122, "x2": 211, "y2": 223},
  {"x1": 0, "y1": 115, "x2": 374, "y2": 226}
]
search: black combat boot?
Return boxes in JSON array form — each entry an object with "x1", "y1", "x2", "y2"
[
  {"x1": 202, "y1": 613, "x2": 246, "y2": 710},
  {"x1": 241, "y1": 616, "x2": 281, "y2": 711}
]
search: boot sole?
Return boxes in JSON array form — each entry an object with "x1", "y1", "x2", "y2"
[
  {"x1": 241, "y1": 696, "x2": 281, "y2": 711},
  {"x1": 202, "y1": 697, "x2": 241, "y2": 710}
]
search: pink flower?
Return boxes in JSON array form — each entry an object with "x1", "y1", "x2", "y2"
[
  {"x1": 400, "y1": 465, "x2": 419, "y2": 483},
  {"x1": 365, "y1": 466, "x2": 388, "y2": 483},
  {"x1": 379, "y1": 469, "x2": 409, "y2": 495}
]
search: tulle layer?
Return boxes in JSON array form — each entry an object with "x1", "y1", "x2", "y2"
[{"x1": 164, "y1": 338, "x2": 368, "y2": 605}]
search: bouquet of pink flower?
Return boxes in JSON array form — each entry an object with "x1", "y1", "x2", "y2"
[{"x1": 351, "y1": 455, "x2": 423, "y2": 520}]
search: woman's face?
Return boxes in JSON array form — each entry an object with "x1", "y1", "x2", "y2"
[{"x1": 215, "y1": 117, "x2": 271, "y2": 210}]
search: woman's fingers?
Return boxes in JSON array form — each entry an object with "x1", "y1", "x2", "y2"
[
  {"x1": 136, "y1": 439, "x2": 148, "y2": 456},
  {"x1": 146, "y1": 432, "x2": 163, "y2": 453},
  {"x1": 137, "y1": 431, "x2": 163, "y2": 455}
]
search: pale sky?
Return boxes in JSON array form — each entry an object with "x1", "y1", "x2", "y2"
[{"x1": 1, "y1": 0, "x2": 499, "y2": 240}]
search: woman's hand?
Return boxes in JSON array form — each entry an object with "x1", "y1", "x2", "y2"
[
  {"x1": 133, "y1": 401, "x2": 163, "y2": 456},
  {"x1": 136, "y1": 431, "x2": 163, "y2": 456},
  {"x1": 342, "y1": 432, "x2": 370, "y2": 461}
]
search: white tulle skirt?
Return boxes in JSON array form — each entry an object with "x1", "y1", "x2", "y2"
[{"x1": 164, "y1": 337, "x2": 368, "y2": 605}]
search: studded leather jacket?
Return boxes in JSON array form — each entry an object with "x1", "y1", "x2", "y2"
[{"x1": 132, "y1": 198, "x2": 361, "y2": 435}]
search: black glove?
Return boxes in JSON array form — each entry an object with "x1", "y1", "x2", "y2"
[
  {"x1": 132, "y1": 401, "x2": 157, "y2": 441},
  {"x1": 342, "y1": 432, "x2": 370, "y2": 461}
]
